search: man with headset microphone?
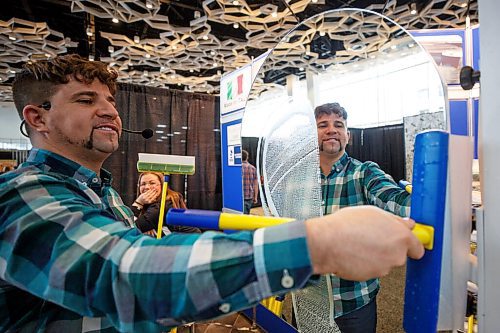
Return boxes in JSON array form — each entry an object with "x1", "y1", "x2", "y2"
[{"x1": 0, "y1": 54, "x2": 423, "y2": 332}]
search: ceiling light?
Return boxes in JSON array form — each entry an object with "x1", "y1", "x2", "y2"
[
  {"x1": 170, "y1": 74, "x2": 175, "y2": 79},
  {"x1": 232, "y1": 0, "x2": 239, "y2": 5},
  {"x1": 86, "y1": 27, "x2": 93, "y2": 37},
  {"x1": 212, "y1": 62, "x2": 217, "y2": 67},
  {"x1": 410, "y1": 2, "x2": 417, "y2": 15},
  {"x1": 108, "y1": 46, "x2": 114, "y2": 53},
  {"x1": 174, "y1": 131, "x2": 181, "y2": 135},
  {"x1": 112, "y1": 17, "x2": 119, "y2": 23},
  {"x1": 299, "y1": 67, "x2": 304, "y2": 71},
  {"x1": 146, "y1": 1, "x2": 153, "y2": 9},
  {"x1": 182, "y1": 126, "x2": 188, "y2": 130},
  {"x1": 155, "y1": 130, "x2": 164, "y2": 134},
  {"x1": 145, "y1": 53, "x2": 151, "y2": 58},
  {"x1": 319, "y1": 31, "x2": 326, "y2": 37},
  {"x1": 89, "y1": 54, "x2": 95, "y2": 61},
  {"x1": 172, "y1": 45, "x2": 177, "y2": 50},
  {"x1": 189, "y1": 69, "x2": 194, "y2": 73},
  {"x1": 271, "y1": 11, "x2": 278, "y2": 18},
  {"x1": 134, "y1": 35, "x2": 140, "y2": 43},
  {"x1": 233, "y1": 22, "x2": 239, "y2": 29},
  {"x1": 8, "y1": 35, "x2": 16, "y2": 41},
  {"x1": 194, "y1": 11, "x2": 201, "y2": 19},
  {"x1": 312, "y1": 0, "x2": 318, "y2": 2},
  {"x1": 143, "y1": 70, "x2": 148, "y2": 76},
  {"x1": 157, "y1": 124, "x2": 167, "y2": 128},
  {"x1": 210, "y1": 50, "x2": 216, "y2": 56},
  {"x1": 160, "y1": 66, "x2": 166, "y2": 71},
  {"x1": 202, "y1": 35, "x2": 209, "y2": 40}
]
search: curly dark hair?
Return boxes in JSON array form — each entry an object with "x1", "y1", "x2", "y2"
[
  {"x1": 314, "y1": 102, "x2": 348, "y2": 121},
  {"x1": 12, "y1": 54, "x2": 118, "y2": 121}
]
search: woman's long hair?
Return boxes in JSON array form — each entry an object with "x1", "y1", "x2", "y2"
[{"x1": 136, "y1": 172, "x2": 186, "y2": 208}]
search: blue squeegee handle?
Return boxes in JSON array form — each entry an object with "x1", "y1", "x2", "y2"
[{"x1": 403, "y1": 130, "x2": 449, "y2": 333}]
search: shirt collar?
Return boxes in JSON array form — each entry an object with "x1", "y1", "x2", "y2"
[
  {"x1": 326, "y1": 152, "x2": 349, "y2": 176},
  {"x1": 26, "y1": 148, "x2": 112, "y2": 187}
]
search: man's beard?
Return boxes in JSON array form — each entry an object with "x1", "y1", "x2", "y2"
[{"x1": 319, "y1": 141, "x2": 343, "y2": 154}]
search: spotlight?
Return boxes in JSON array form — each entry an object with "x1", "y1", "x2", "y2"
[
  {"x1": 89, "y1": 54, "x2": 95, "y2": 61},
  {"x1": 410, "y1": 2, "x2": 417, "y2": 15},
  {"x1": 232, "y1": 0, "x2": 239, "y2": 5},
  {"x1": 146, "y1": 1, "x2": 153, "y2": 9},
  {"x1": 108, "y1": 46, "x2": 114, "y2": 53},
  {"x1": 112, "y1": 17, "x2": 119, "y2": 23},
  {"x1": 86, "y1": 27, "x2": 93, "y2": 37},
  {"x1": 271, "y1": 11, "x2": 278, "y2": 18},
  {"x1": 202, "y1": 35, "x2": 209, "y2": 40},
  {"x1": 319, "y1": 31, "x2": 326, "y2": 37},
  {"x1": 233, "y1": 22, "x2": 239, "y2": 29},
  {"x1": 134, "y1": 35, "x2": 140, "y2": 43},
  {"x1": 8, "y1": 35, "x2": 16, "y2": 41},
  {"x1": 145, "y1": 53, "x2": 151, "y2": 58}
]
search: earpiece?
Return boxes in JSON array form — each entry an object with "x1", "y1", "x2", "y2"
[{"x1": 39, "y1": 102, "x2": 51, "y2": 110}]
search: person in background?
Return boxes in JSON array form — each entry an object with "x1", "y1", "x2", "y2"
[
  {"x1": 241, "y1": 149, "x2": 258, "y2": 214},
  {"x1": 0, "y1": 54, "x2": 423, "y2": 333},
  {"x1": 315, "y1": 102, "x2": 411, "y2": 333},
  {"x1": 131, "y1": 171, "x2": 200, "y2": 236}
]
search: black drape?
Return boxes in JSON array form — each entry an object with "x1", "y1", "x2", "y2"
[
  {"x1": 242, "y1": 136, "x2": 259, "y2": 166},
  {"x1": 346, "y1": 124, "x2": 405, "y2": 182},
  {"x1": 103, "y1": 83, "x2": 221, "y2": 210}
]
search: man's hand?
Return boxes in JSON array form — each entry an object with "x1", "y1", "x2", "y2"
[{"x1": 305, "y1": 206, "x2": 424, "y2": 281}]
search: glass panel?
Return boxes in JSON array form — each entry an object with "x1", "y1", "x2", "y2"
[{"x1": 242, "y1": 8, "x2": 447, "y2": 330}]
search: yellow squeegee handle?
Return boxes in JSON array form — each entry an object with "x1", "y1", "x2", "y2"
[
  {"x1": 156, "y1": 175, "x2": 169, "y2": 239},
  {"x1": 412, "y1": 223, "x2": 434, "y2": 250}
]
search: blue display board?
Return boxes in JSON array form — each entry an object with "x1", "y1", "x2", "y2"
[{"x1": 220, "y1": 115, "x2": 244, "y2": 212}]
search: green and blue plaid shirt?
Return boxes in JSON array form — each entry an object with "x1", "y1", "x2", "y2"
[
  {"x1": 321, "y1": 153, "x2": 410, "y2": 318},
  {"x1": 0, "y1": 148, "x2": 314, "y2": 332}
]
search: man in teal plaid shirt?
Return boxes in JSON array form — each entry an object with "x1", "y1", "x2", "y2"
[
  {"x1": 315, "y1": 102, "x2": 411, "y2": 333},
  {"x1": 0, "y1": 55, "x2": 423, "y2": 332}
]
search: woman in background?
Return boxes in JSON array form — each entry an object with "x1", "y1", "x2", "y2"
[{"x1": 131, "y1": 172, "x2": 200, "y2": 236}]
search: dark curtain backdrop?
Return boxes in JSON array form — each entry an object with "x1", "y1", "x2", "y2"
[
  {"x1": 242, "y1": 137, "x2": 259, "y2": 166},
  {"x1": 347, "y1": 124, "x2": 406, "y2": 182},
  {"x1": 103, "y1": 83, "x2": 221, "y2": 210}
]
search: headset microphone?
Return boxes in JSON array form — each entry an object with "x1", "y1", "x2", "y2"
[{"x1": 122, "y1": 128, "x2": 154, "y2": 139}]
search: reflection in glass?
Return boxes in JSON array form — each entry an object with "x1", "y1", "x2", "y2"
[{"x1": 241, "y1": 7, "x2": 448, "y2": 332}]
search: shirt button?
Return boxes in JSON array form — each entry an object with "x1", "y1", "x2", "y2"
[
  {"x1": 281, "y1": 269, "x2": 294, "y2": 288},
  {"x1": 219, "y1": 303, "x2": 231, "y2": 313}
]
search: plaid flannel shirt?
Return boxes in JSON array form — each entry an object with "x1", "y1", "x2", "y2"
[
  {"x1": 0, "y1": 149, "x2": 314, "y2": 332},
  {"x1": 321, "y1": 153, "x2": 410, "y2": 318},
  {"x1": 242, "y1": 161, "x2": 257, "y2": 200}
]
